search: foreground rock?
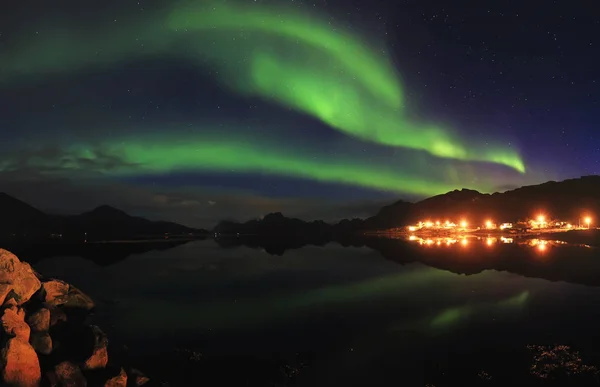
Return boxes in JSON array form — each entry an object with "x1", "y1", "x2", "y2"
[
  {"x1": 0, "y1": 337, "x2": 41, "y2": 387},
  {"x1": 0, "y1": 249, "x2": 41, "y2": 304},
  {"x1": 0, "y1": 248, "x2": 149, "y2": 387},
  {"x1": 83, "y1": 325, "x2": 109, "y2": 370},
  {"x1": 2, "y1": 307, "x2": 31, "y2": 341},
  {"x1": 104, "y1": 367, "x2": 128, "y2": 387},
  {"x1": 40, "y1": 279, "x2": 95, "y2": 310},
  {"x1": 129, "y1": 368, "x2": 150, "y2": 386},
  {"x1": 52, "y1": 361, "x2": 87, "y2": 387},
  {"x1": 26, "y1": 307, "x2": 50, "y2": 332}
]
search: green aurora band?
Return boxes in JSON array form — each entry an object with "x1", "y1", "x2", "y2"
[
  {"x1": 169, "y1": 1, "x2": 524, "y2": 171},
  {"x1": 1, "y1": 135, "x2": 496, "y2": 196},
  {"x1": 429, "y1": 290, "x2": 529, "y2": 329},
  {"x1": 119, "y1": 265, "x2": 530, "y2": 334},
  {"x1": 3, "y1": 0, "x2": 525, "y2": 173}
]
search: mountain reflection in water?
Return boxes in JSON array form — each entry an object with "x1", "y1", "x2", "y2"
[{"x1": 19, "y1": 237, "x2": 600, "y2": 386}]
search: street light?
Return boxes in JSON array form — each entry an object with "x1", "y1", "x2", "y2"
[{"x1": 585, "y1": 217, "x2": 592, "y2": 229}]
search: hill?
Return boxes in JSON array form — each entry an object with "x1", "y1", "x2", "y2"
[
  {"x1": 365, "y1": 175, "x2": 600, "y2": 229},
  {"x1": 0, "y1": 193, "x2": 52, "y2": 237},
  {"x1": 214, "y1": 212, "x2": 331, "y2": 236},
  {"x1": 214, "y1": 175, "x2": 600, "y2": 233},
  {"x1": 0, "y1": 193, "x2": 206, "y2": 241},
  {"x1": 59, "y1": 205, "x2": 203, "y2": 240}
]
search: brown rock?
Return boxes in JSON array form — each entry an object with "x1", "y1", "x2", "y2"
[
  {"x1": 83, "y1": 326, "x2": 108, "y2": 370},
  {"x1": 40, "y1": 279, "x2": 69, "y2": 305},
  {"x1": 41, "y1": 280, "x2": 94, "y2": 310},
  {"x1": 0, "y1": 249, "x2": 41, "y2": 305},
  {"x1": 27, "y1": 308, "x2": 50, "y2": 332},
  {"x1": 103, "y1": 367, "x2": 127, "y2": 387},
  {"x1": 0, "y1": 337, "x2": 42, "y2": 387},
  {"x1": 129, "y1": 368, "x2": 150, "y2": 386},
  {"x1": 54, "y1": 361, "x2": 87, "y2": 387},
  {"x1": 63, "y1": 286, "x2": 94, "y2": 310},
  {"x1": 0, "y1": 283, "x2": 13, "y2": 305},
  {"x1": 1, "y1": 307, "x2": 31, "y2": 341},
  {"x1": 49, "y1": 306, "x2": 68, "y2": 327},
  {"x1": 30, "y1": 331, "x2": 53, "y2": 355},
  {"x1": 4, "y1": 297, "x2": 17, "y2": 308}
]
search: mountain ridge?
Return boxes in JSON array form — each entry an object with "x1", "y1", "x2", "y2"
[
  {"x1": 3, "y1": 175, "x2": 600, "y2": 238},
  {"x1": 0, "y1": 194, "x2": 206, "y2": 241},
  {"x1": 215, "y1": 175, "x2": 600, "y2": 233}
]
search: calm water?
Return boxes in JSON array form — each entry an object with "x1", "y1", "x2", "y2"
[{"x1": 28, "y1": 238, "x2": 600, "y2": 386}]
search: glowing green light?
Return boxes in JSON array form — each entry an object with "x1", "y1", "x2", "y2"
[
  {"x1": 498, "y1": 290, "x2": 530, "y2": 308},
  {"x1": 3, "y1": 134, "x2": 490, "y2": 197},
  {"x1": 3, "y1": 1, "x2": 525, "y2": 172},
  {"x1": 430, "y1": 306, "x2": 470, "y2": 328},
  {"x1": 169, "y1": 1, "x2": 525, "y2": 171}
]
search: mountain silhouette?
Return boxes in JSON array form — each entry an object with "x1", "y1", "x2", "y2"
[
  {"x1": 365, "y1": 175, "x2": 600, "y2": 230},
  {"x1": 0, "y1": 193, "x2": 207, "y2": 241},
  {"x1": 0, "y1": 192, "x2": 53, "y2": 237},
  {"x1": 4, "y1": 175, "x2": 600, "y2": 241},
  {"x1": 213, "y1": 175, "x2": 600, "y2": 233}
]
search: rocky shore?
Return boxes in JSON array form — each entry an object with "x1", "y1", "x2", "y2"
[{"x1": 0, "y1": 248, "x2": 149, "y2": 387}]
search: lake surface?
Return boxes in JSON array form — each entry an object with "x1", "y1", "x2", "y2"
[{"x1": 27, "y1": 237, "x2": 600, "y2": 386}]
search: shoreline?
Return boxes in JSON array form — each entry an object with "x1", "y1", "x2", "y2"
[{"x1": 367, "y1": 228, "x2": 598, "y2": 238}]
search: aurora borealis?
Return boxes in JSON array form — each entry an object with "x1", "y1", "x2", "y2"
[{"x1": 1, "y1": 0, "x2": 597, "y2": 226}]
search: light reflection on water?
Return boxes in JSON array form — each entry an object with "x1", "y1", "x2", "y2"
[
  {"x1": 406, "y1": 234, "x2": 591, "y2": 254},
  {"x1": 26, "y1": 240, "x2": 600, "y2": 386}
]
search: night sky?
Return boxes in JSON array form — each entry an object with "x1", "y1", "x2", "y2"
[{"x1": 1, "y1": 0, "x2": 598, "y2": 227}]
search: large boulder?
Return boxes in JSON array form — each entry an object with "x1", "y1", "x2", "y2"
[
  {"x1": 27, "y1": 308, "x2": 50, "y2": 332},
  {"x1": 49, "y1": 306, "x2": 68, "y2": 327},
  {"x1": 83, "y1": 326, "x2": 108, "y2": 370},
  {"x1": 0, "y1": 337, "x2": 42, "y2": 387},
  {"x1": 0, "y1": 249, "x2": 41, "y2": 305},
  {"x1": 53, "y1": 361, "x2": 87, "y2": 387},
  {"x1": 30, "y1": 331, "x2": 53, "y2": 355},
  {"x1": 1, "y1": 308, "x2": 31, "y2": 341},
  {"x1": 40, "y1": 279, "x2": 94, "y2": 310}
]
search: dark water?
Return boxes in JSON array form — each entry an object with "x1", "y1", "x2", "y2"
[{"x1": 26, "y1": 237, "x2": 600, "y2": 386}]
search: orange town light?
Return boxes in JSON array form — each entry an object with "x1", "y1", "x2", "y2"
[
  {"x1": 485, "y1": 220, "x2": 493, "y2": 229},
  {"x1": 460, "y1": 220, "x2": 468, "y2": 228},
  {"x1": 538, "y1": 215, "x2": 545, "y2": 223}
]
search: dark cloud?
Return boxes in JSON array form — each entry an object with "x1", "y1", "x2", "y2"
[{"x1": 0, "y1": 145, "x2": 139, "y2": 174}]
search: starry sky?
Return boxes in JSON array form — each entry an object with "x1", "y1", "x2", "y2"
[{"x1": 0, "y1": 0, "x2": 598, "y2": 227}]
